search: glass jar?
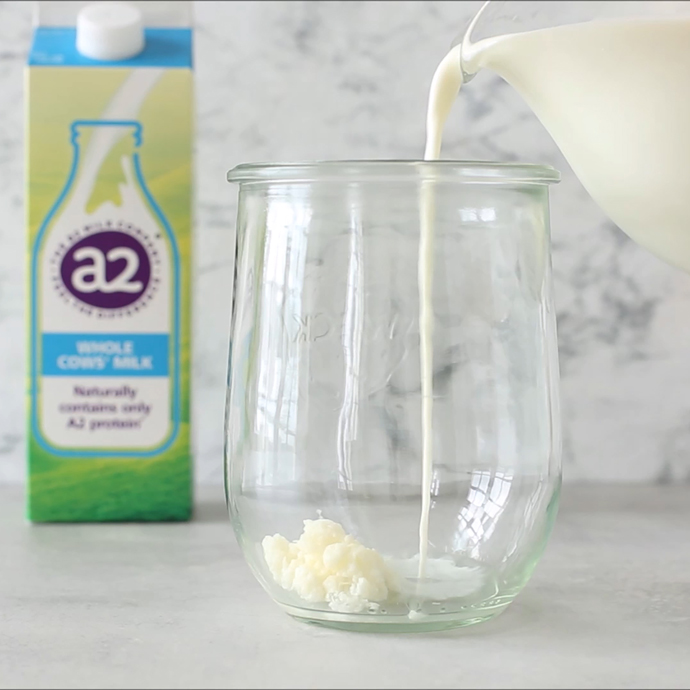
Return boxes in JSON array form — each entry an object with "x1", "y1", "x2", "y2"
[{"x1": 225, "y1": 161, "x2": 562, "y2": 632}]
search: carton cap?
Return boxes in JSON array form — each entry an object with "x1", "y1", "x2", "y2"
[{"x1": 76, "y1": 2, "x2": 145, "y2": 61}]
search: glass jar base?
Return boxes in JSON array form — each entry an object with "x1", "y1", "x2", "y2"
[{"x1": 280, "y1": 601, "x2": 511, "y2": 633}]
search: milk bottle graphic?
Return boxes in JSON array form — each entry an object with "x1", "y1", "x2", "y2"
[{"x1": 31, "y1": 119, "x2": 179, "y2": 456}]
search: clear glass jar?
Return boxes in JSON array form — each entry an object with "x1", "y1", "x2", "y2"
[{"x1": 225, "y1": 161, "x2": 562, "y2": 632}]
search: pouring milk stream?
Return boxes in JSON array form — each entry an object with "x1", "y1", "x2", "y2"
[
  {"x1": 417, "y1": 44, "x2": 464, "y2": 579},
  {"x1": 264, "y1": 3, "x2": 690, "y2": 610}
]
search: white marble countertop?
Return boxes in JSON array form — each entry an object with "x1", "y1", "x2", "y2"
[{"x1": 2, "y1": 485, "x2": 690, "y2": 689}]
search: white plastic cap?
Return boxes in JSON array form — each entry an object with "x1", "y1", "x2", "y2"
[{"x1": 76, "y1": 2, "x2": 145, "y2": 61}]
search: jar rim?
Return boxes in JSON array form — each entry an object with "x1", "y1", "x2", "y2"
[{"x1": 227, "y1": 159, "x2": 560, "y2": 185}]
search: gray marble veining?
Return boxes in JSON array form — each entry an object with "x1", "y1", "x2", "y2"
[{"x1": 1, "y1": 1, "x2": 690, "y2": 485}]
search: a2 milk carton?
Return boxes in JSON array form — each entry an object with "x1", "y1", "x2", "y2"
[{"x1": 26, "y1": 2, "x2": 193, "y2": 521}]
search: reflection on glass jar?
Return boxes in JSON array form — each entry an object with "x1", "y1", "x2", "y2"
[{"x1": 225, "y1": 161, "x2": 562, "y2": 632}]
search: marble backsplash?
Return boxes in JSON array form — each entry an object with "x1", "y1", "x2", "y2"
[{"x1": 1, "y1": 0, "x2": 689, "y2": 484}]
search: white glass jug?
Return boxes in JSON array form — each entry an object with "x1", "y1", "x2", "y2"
[{"x1": 457, "y1": 1, "x2": 690, "y2": 272}]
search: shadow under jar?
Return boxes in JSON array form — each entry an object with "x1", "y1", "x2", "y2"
[{"x1": 225, "y1": 160, "x2": 562, "y2": 633}]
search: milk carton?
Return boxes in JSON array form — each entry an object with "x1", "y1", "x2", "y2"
[{"x1": 26, "y1": 2, "x2": 193, "y2": 521}]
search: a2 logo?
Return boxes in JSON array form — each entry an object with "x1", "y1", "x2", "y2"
[{"x1": 56, "y1": 226, "x2": 156, "y2": 311}]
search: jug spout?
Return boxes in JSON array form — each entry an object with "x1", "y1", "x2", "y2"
[{"x1": 451, "y1": 0, "x2": 490, "y2": 82}]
